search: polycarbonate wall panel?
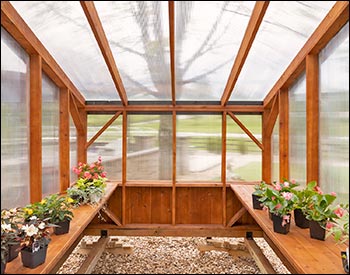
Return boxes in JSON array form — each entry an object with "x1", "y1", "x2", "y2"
[
  {"x1": 177, "y1": 115, "x2": 221, "y2": 181},
  {"x1": 230, "y1": 1, "x2": 335, "y2": 101},
  {"x1": 70, "y1": 116, "x2": 77, "y2": 185},
  {"x1": 1, "y1": 27, "x2": 30, "y2": 208},
  {"x1": 175, "y1": 2, "x2": 255, "y2": 100},
  {"x1": 319, "y1": 23, "x2": 349, "y2": 203},
  {"x1": 87, "y1": 115, "x2": 122, "y2": 181},
  {"x1": 289, "y1": 74, "x2": 306, "y2": 186},
  {"x1": 127, "y1": 114, "x2": 172, "y2": 180},
  {"x1": 226, "y1": 115, "x2": 262, "y2": 182},
  {"x1": 42, "y1": 73, "x2": 60, "y2": 196},
  {"x1": 95, "y1": 2, "x2": 171, "y2": 101},
  {"x1": 11, "y1": 1, "x2": 118, "y2": 100},
  {"x1": 272, "y1": 116, "x2": 279, "y2": 183}
]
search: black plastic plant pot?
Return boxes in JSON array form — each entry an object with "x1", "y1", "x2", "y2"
[
  {"x1": 272, "y1": 213, "x2": 291, "y2": 235},
  {"x1": 54, "y1": 219, "x2": 70, "y2": 235},
  {"x1": 309, "y1": 220, "x2": 326, "y2": 241},
  {"x1": 21, "y1": 245, "x2": 48, "y2": 269},
  {"x1": 1, "y1": 261, "x2": 6, "y2": 274},
  {"x1": 252, "y1": 194, "x2": 263, "y2": 210},
  {"x1": 341, "y1": 251, "x2": 349, "y2": 274},
  {"x1": 7, "y1": 243, "x2": 21, "y2": 262},
  {"x1": 294, "y1": 209, "x2": 309, "y2": 229}
]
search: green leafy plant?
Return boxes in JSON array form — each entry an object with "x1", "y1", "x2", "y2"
[
  {"x1": 293, "y1": 181, "x2": 318, "y2": 212},
  {"x1": 252, "y1": 181, "x2": 268, "y2": 197},
  {"x1": 304, "y1": 191, "x2": 337, "y2": 223},
  {"x1": 326, "y1": 203, "x2": 349, "y2": 244},
  {"x1": 43, "y1": 194, "x2": 74, "y2": 224}
]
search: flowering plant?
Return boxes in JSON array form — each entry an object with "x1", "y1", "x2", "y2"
[
  {"x1": 18, "y1": 216, "x2": 52, "y2": 252},
  {"x1": 252, "y1": 181, "x2": 268, "y2": 197},
  {"x1": 260, "y1": 180, "x2": 299, "y2": 225},
  {"x1": 326, "y1": 203, "x2": 349, "y2": 244},
  {"x1": 68, "y1": 157, "x2": 107, "y2": 205},
  {"x1": 1, "y1": 208, "x2": 23, "y2": 264},
  {"x1": 42, "y1": 194, "x2": 74, "y2": 224}
]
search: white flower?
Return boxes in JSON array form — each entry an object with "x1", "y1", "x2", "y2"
[
  {"x1": 29, "y1": 216, "x2": 38, "y2": 220},
  {"x1": 38, "y1": 222, "x2": 46, "y2": 230},
  {"x1": 1, "y1": 223, "x2": 12, "y2": 231},
  {"x1": 23, "y1": 224, "x2": 38, "y2": 237}
]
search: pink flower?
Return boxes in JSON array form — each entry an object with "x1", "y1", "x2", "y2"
[
  {"x1": 315, "y1": 186, "x2": 323, "y2": 195},
  {"x1": 271, "y1": 196, "x2": 276, "y2": 201},
  {"x1": 283, "y1": 181, "x2": 289, "y2": 187},
  {"x1": 274, "y1": 182, "x2": 282, "y2": 191},
  {"x1": 330, "y1": 192, "x2": 337, "y2": 197},
  {"x1": 93, "y1": 173, "x2": 99, "y2": 179},
  {"x1": 326, "y1": 222, "x2": 334, "y2": 229},
  {"x1": 275, "y1": 203, "x2": 282, "y2": 210},
  {"x1": 90, "y1": 164, "x2": 95, "y2": 169},
  {"x1": 291, "y1": 179, "x2": 296, "y2": 184},
  {"x1": 282, "y1": 192, "x2": 293, "y2": 200},
  {"x1": 282, "y1": 215, "x2": 290, "y2": 227},
  {"x1": 101, "y1": 172, "x2": 107, "y2": 178},
  {"x1": 98, "y1": 156, "x2": 102, "y2": 163},
  {"x1": 84, "y1": 171, "x2": 92, "y2": 179},
  {"x1": 78, "y1": 162, "x2": 83, "y2": 167},
  {"x1": 334, "y1": 207, "x2": 344, "y2": 218}
]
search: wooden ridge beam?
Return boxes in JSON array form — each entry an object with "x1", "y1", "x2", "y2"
[
  {"x1": 227, "y1": 112, "x2": 263, "y2": 150},
  {"x1": 86, "y1": 111, "x2": 122, "y2": 149},
  {"x1": 85, "y1": 104, "x2": 264, "y2": 113},
  {"x1": 169, "y1": 1, "x2": 176, "y2": 105},
  {"x1": 264, "y1": 1, "x2": 349, "y2": 107},
  {"x1": 1, "y1": 1, "x2": 85, "y2": 107},
  {"x1": 81, "y1": 1, "x2": 128, "y2": 106},
  {"x1": 220, "y1": 1, "x2": 269, "y2": 106}
]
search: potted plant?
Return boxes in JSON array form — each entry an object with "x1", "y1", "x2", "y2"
[
  {"x1": 252, "y1": 181, "x2": 268, "y2": 210},
  {"x1": 260, "y1": 180, "x2": 299, "y2": 234},
  {"x1": 68, "y1": 157, "x2": 108, "y2": 205},
  {"x1": 18, "y1": 216, "x2": 53, "y2": 269},
  {"x1": 44, "y1": 194, "x2": 74, "y2": 235},
  {"x1": 292, "y1": 181, "x2": 319, "y2": 228},
  {"x1": 1, "y1": 208, "x2": 23, "y2": 263},
  {"x1": 304, "y1": 188, "x2": 337, "y2": 241},
  {"x1": 326, "y1": 203, "x2": 349, "y2": 273}
]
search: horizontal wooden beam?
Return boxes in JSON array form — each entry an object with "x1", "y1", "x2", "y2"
[
  {"x1": 80, "y1": 1, "x2": 128, "y2": 105},
  {"x1": 1, "y1": 1, "x2": 85, "y2": 107},
  {"x1": 221, "y1": 1, "x2": 269, "y2": 106},
  {"x1": 264, "y1": 1, "x2": 349, "y2": 107},
  {"x1": 85, "y1": 104, "x2": 264, "y2": 113},
  {"x1": 227, "y1": 112, "x2": 263, "y2": 150},
  {"x1": 86, "y1": 111, "x2": 122, "y2": 149}
]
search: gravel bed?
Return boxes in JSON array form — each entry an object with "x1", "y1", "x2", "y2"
[{"x1": 57, "y1": 236, "x2": 290, "y2": 274}]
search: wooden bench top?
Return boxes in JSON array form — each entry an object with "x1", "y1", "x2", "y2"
[
  {"x1": 231, "y1": 184, "x2": 347, "y2": 274},
  {"x1": 5, "y1": 182, "x2": 118, "y2": 274}
]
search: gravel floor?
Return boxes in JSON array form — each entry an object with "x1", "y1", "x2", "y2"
[{"x1": 57, "y1": 236, "x2": 290, "y2": 274}]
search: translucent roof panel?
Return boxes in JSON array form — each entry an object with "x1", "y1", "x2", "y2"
[
  {"x1": 11, "y1": 1, "x2": 119, "y2": 101},
  {"x1": 95, "y1": 1, "x2": 171, "y2": 101},
  {"x1": 229, "y1": 1, "x2": 335, "y2": 101},
  {"x1": 175, "y1": 1, "x2": 255, "y2": 101}
]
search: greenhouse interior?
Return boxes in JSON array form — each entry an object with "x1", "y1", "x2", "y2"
[{"x1": 1, "y1": 1, "x2": 349, "y2": 274}]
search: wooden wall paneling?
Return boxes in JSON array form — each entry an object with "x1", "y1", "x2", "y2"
[
  {"x1": 80, "y1": 1, "x2": 128, "y2": 105},
  {"x1": 264, "y1": 1, "x2": 349, "y2": 107},
  {"x1": 106, "y1": 186, "x2": 122, "y2": 222},
  {"x1": 262, "y1": 110, "x2": 272, "y2": 184},
  {"x1": 306, "y1": 54, "x2": 319, "y2": 184},
  {"x1": 1, "y1": 1, "x2": 85, "y2": 107},
  {"x1": 127, "y1": 187, "x2": 151, "y2": 224},
  {"x1": 172, "y1": 110, "x2": 176, "y2": 225},
  {"x1": 220, "y1": 1, "x2": 269, "y2": 105},
  {"x1": 175, "y1": 187, "x2": 190, "y2": 224},
  {"x1": 150, "y1": 188, "x2": 172, "y2": 224},
  {"x1": 59, "y1": 87, "x2": 70, "y2": 192},
  {"x1": 30, "y1": 54, "x2": 42, "y2": 203},
  {"x1": 122, "y1": 111, "x2": 127, "y2": 224},
  {"x1": 77, "y1": 108, "x2": 87, "y2": 164},
  {"x1": 221, "y1": 112, "x2": 227, "y2": 226},
  {"x1": 279, "y1": 89, "x2": 289, "y2": 181}
]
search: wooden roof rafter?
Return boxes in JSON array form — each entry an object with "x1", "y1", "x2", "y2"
[
  {"x1": 220, "y1": 1, "x2": 269, "y2": 106},
  {"x1": 263, "y1": 1, "x2": 349, "y2": 107},
  {"x1": 81, "y1": 1, "x2": 128, "y2": 106},
  {"x1": 1, "y1": 1, "x2": 86, "y2": 107},
  {"x1": 168, "y1": 1, "x2": 176, "y2": 106}
]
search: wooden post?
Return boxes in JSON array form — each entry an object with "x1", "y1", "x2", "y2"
[
  {"x1": 172, "y1": 110, "x2": 176, "y2": 225},
  {"x1": 279, "y1": 88, "x2": 289, "y2": 181},
  {"x1": 30, "y1": 54, "x2": 42, "y2": 203},
  {"x1": 122, "y1": 111, "x2": 127, "y2": 225},
  {"x1": 306, "y1": 54, "x2": 319, "y2": 184},
  {"x1": 262, "y1": 111, "x2": 272, "y2": 184},
  {"x1": 222, "y1": 112, "x2": 227, "y2": 225},
  {"x1": 59, "y1": 88, "x2": 70, "y2": 192},
  {"x1": 77, "y1": 109, "x2": 87, "y2": 164}
]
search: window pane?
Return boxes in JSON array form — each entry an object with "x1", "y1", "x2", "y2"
[
  {"x1": 70, "y1": 116, "x2": 77, "y2": 185},
  {"x1": 319, "y1": 23, "x2": 349, "y2": 203},
  {"x1": 42, "y1": 73, "x2": 60, "y2": 196},
  {"x1": 177, "y1": 115, "x2": 221, "y2": 181},
  {"x1": 87, "y1": 115, "x2": 122, "y2": 181},
  {"x1": 1, "y1": 27, "x2": 30, "y2": 208},
  {"x1": 128, "y1": 114, "x2": 172, "y2": 180},
  {"x1": 289, "y1": 73, "x2": 306, "y2": 186},
  {"x1": 226, "y1": 115, "x2": 262, "y2": 182}
]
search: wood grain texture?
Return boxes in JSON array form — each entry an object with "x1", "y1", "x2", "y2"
[{"x1": 279, "y1": 88, "x2": 289, "y2": 181}]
